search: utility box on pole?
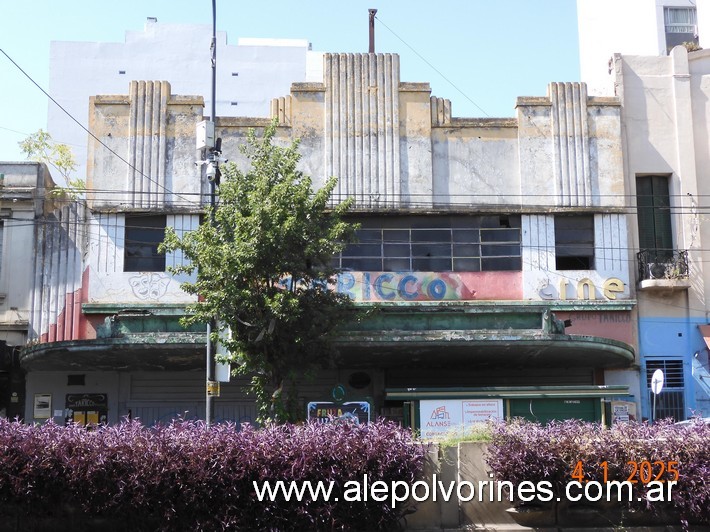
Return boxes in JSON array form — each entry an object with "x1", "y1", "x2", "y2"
[{"x1": 196, "y1": 120, "x2": 215, "y2": 151}]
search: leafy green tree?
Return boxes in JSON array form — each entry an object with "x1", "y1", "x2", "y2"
[
  {"x1": 161, "y1": 122, "x2": 357, "y2": 424},
  {"x1": 19, "y1": 129, "x2": 85, "y2": 197}
]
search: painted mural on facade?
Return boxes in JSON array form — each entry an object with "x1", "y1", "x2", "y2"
[{"x1": 334, "y1": 271, "x2": 522, "y2": 302}]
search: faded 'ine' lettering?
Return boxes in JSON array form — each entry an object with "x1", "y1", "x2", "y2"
[{"x1": 539, "y1": 277, "x2": 625, "y2": 301}]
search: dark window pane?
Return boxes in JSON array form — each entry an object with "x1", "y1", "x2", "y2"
[
  {"x1": 355, "y1": 229, "x2": 382, "y2": 243},
  {"x1": 555, "y1": 215, "x2": 594, "y2": 270},
  {"x1": 557, "y1": 243, "x2": 594, "y2": 257},
  {"x1": 383, "y1": 258, "x2": 411, "y2": 271},
  {"x1": 413, "y1": 258, "x2": 452, "y2": 271},
  {"x1": 481, "y1": 228, "x2": 520, "y2": 242},
  {"x1": 451, "y1": 217, "x2": 481, "y2": 228},
  {"x1": 556, "y1": 256, "x2": 592, "y2": 269},
  {"x1": 412, "y1": 243, "x2": 451, "y2": 257},
  {"x1": 482, "y1": 256, "x2": 521, "y2": 271},
  {"x1": 646, "y1": 359, "x2": 684, "y2": 388},
  {"x1": 383, "y1": 243, "x2": 410, "y2": 257},
  {"x1": 453, "y1": 258, "x2": 481, "y2": 271},
  {"x1": 411, "y1": 229, "x2": 450, "y2": 242},
  {"x1": 383, "y1": 229, "x2": 409, "y2": 243},
  {"x1": 342, "y1": 257, "x2": 381, "y2": 270},
  {"x1": 481, "y1": 244, "x2": 521, "y2": 257},
  {"x1": 453, "y1": 229, "x2": 479, "y2": 243},
  {"x1": 453, "y1": 244, "x2": 480, "y2": 257},
  {"x1": 124, "y1": 215, "x2": 166, "y2": 272},
  {"x1": 342, "y1": 243, "x2": 382, "y2": 257},
  {"x1": 479, "y1": 216, "x2": 502, "y2": 228}
]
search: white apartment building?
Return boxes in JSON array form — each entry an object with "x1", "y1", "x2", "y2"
[
  {"x1": 48, "y1": 18, "x2": 322, "y2": 184},
  {"x1": 578, "y1": 0, "x2": 710, "y2": 95},
  {"x1": 579, "y1": 0, "x2": 710, "y2": 420}
]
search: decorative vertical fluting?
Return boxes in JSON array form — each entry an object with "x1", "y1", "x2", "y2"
[
  {"x1": 128, "y1": 80, "x2": 169, "y2": 208},
  {"x1": 549, "y1": 82, "x2": 592, "y2": 207},
  {"x1": 594, "y1": 213, "x2": 627, "y2": 273},
  {"x1": 30, "y1": 203, "x2": 86, "y2": 342},
  {"x1": 270, "y1": 95, "x2": 292, "y2": 126},
  {"x1": 324, "y1": 53, "x2": 401, "y2": 207},
  {"x1": 430, "y1": 96, "x2": 452, "y2": 126},
  {"x1": 522, "y1": 214, "x2": 555, "y2": 271}
]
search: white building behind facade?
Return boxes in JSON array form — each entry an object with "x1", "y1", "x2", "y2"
[
  {"x1": 579, "y1": 0, "x2": 710, "y2": 419},
  {"x1": 48, "y1": 18, "x2": 322, "y2": 184},
  {"x1": 578, "y1": 0, "x2": 710, "y2": 95}
]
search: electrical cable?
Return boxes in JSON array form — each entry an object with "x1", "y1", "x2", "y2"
[
  {"x1": 0, "y1": 47, "x2": 194, "y2": 206},
  {"x1": 3, "y1": 36, "x2": 709, "y2": 326},
  {"x1": 374, "y1": 14, "x2": 490, "y2": 117}
]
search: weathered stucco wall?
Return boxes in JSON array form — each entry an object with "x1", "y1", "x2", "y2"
[
  {"x1": 77, "y1": 52, "x2": 632, "y2": 324},
  {"x1": 85, "y1": 54, "x2": 624, "y2": 216},
  {"x1": 616, "y1": 46, "x2": 710, "y2": 419},
  {"x1": 87, "y1": 81, "x2": 205, "y2": 209},
  {"x1": 0, "y1": 163, "x2": 55, "y2": 346}
]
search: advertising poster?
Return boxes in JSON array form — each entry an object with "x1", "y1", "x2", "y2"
[
  {"x1": 419, "y1": 399, "x2": 504, "y2": 439},
  {"x1": 33, "y1": 394, "x2": 52, "y2": 419},
  {"x1": 307, "y1": 401, "x2": 371, "y2": 424},
  {"x1": 611, "y1": 400, "x2": 637, "y2": 424}
]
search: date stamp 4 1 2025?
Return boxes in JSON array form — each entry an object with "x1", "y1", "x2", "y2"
[{"x1": 571, "y1": 460, "x2": 679, "y2": 484}]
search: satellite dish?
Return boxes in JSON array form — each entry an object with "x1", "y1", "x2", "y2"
[{"x1": 651, "y1": 369, "x2": 664, "y2": 395}]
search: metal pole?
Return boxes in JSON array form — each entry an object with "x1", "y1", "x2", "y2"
[
  {"x1": 205, "y1": 0, "x2": 218, "y2": 425},
  {"x1": 369, "y1": 9, "x2": 377, "y2": 53},
  {"x1": 210, "y1": 0, "x2": 217, "y2": 123}
]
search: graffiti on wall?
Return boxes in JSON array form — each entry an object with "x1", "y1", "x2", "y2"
[{"x1": 333, "y1": 271, "x2": 521, "y2": 302}]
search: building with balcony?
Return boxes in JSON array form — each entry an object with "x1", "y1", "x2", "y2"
[
  {"x1": 611, "y1": 46, "x2": 710, "y2": 420},
  {"x1": 20, "y1": 54, "x2": 641, "y2": 430}
]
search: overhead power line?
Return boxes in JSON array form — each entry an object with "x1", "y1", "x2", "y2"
[
  {"x1": 0, "y1": 47, "x2": 194, "y2": 206},
  {"x1": 374, "y1": 14, "x2": 490, "y2": 117}
]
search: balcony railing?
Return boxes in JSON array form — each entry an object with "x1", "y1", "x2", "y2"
[{"x1": 637, "y1": 249, "x2": 689, "y2": 289}]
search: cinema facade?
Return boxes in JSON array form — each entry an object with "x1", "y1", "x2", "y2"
[{"x1": 21, "y1": 53, "x2": 639, "y2": 430}]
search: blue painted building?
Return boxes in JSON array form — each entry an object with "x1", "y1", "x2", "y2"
[{"x1": 615, "y1": 47, "x2": 710, "y2": 421}]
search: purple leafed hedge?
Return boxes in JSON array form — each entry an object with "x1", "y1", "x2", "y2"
[
  {"x1": 485, "y1": 418, "x2": 710, "y2": 528},
  {"x1": 0, "y1": 418, "x2": 425, "y2": 531}
]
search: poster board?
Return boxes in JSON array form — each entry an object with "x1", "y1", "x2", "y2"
[
  {"x1": 33, "y1": 394, "x2": 52, "y2": 419},
  {"x1": 307, "y1": 401, "x2": 371, "y2": 424},
  {"x1": 419, "y1": 399, "x2": 504, "y2": 439}
]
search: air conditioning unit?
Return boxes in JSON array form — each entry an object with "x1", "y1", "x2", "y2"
[{"x1": 648, "y1": 262, "x2": 669, "y2": 279}]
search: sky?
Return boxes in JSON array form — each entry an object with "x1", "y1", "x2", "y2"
[{"x1": 0, "y1": 0, "x2": 580, "y2": 163}]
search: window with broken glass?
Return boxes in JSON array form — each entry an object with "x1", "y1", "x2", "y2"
[
  {"x1": 124, "y1": 214, "x2": 167, "y2": 272},
  {"x1": 334, "y1": 215, "x2": 522, "y2": 272},
  {"x1": 555, "y1": 214, "x2": 595, "y2": 270}
]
